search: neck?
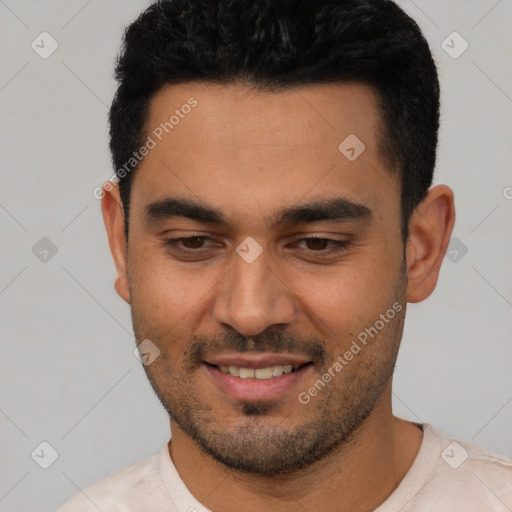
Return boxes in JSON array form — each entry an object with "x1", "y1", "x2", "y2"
[{"x1": 168, "y1": 388, "x2": 423, "y2": 512}]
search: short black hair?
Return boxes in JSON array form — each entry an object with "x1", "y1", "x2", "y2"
[{"x1": 109, "y1": 0, "x2": 440, "y2": 242}]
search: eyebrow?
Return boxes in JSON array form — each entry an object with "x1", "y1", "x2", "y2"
[{"x1": 144, "y1": 196, "x2": 372, "y2": 228}]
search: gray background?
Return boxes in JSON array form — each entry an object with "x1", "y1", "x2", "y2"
[{"x1": 0, "y1": 1, "x2": 511, "y2": 511}]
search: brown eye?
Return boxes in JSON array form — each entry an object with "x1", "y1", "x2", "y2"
[
  {"x1": 294, "y1": 238, "x2": 351, "y2": 256},
  {"x1": 304, "y1": 238, "x2": 330, "y2": 251},
  {"x1": 181, "y1": 236, "x2": 207, "y2": 249}
]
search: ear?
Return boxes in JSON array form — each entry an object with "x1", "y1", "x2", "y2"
[
  {"x1": 101, "y1": 182, "x2": 131, "y2": 303},
  {"x1": 405, "y1": 185, "x2": 455, "y2": 303}
]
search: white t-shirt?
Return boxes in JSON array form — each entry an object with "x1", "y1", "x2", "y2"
[{"x1": 56, "y1": 423, "x2": 512, "y2": 511}]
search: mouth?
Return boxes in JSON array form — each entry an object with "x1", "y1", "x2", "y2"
[
  {"x1": 202, "y1": 354, "x2": 314, "y2": 402},
  {"x1": 206, "y1": 362, "x2": 312, "y2": 380}
]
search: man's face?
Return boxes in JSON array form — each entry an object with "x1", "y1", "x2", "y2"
[{"x1": 123, "y1": 82, "x2": 407, "y2": 474}]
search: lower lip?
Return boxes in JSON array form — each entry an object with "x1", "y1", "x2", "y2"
[{"x1": 203, "y1": 364, "x2": 312, "y2": 402}]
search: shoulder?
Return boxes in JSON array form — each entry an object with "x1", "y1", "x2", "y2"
[
  {"x1": 423, "y1": 424, "x2": 512, "y2": 509},
  {"x1": 56, "y1": 451, "x2": 172, "y2": 512},
  {"x1": 433, "y1": 425, "x2": 512, "y2": 475},
  {"x1": 378, "y1": 423, "x2": 512, "y2": 512}
]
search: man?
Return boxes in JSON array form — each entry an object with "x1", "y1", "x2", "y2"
[{"x1": 57, "y1": 0, "x2": 512, "y2": 510}]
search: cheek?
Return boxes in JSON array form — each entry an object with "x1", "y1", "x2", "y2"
[
  {"x1": 130, "y1": 245, "x2": 205, "y2": 308},
  {"x1": 128, "y1": 249, "x2": 224, "y2": 344},
  {"x1": 288, "y1": 250, "x2": 403, "y2": 334}
]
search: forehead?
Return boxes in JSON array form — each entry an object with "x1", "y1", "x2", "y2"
[
  {"x1": 131, "y1": 81, "x2": 399, "y2": 229},
  {"x1": 148, "y1": 80, "x2": 383, "y2": 151}
]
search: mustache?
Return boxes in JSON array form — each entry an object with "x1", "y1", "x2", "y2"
[{"x1": 184, "y1": 329, "x2": 328, "y2": 366}]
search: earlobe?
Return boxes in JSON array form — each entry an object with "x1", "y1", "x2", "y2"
[
  {"x1": 405, "y1": 185, "x2": 455, "y2": 303},
  {"x1": 100, "y1": 182, "x2": 131, "y2": 303}
]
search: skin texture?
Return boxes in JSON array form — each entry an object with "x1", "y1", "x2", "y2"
[{"x1": 102, "y1": 82, "x2": 455, "y2": 511}]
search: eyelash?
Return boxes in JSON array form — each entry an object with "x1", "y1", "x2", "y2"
[{"x1": 162, "y1": 235, "x2": 351, "y2": 255}]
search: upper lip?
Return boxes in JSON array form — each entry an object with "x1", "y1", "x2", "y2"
[{"x1": 204, "y1": 352, "x2": 312, "y2": 368}]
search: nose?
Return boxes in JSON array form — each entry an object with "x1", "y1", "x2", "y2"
[{"x1": 212, "y1": 247, "x2": 296, "y2": 338}]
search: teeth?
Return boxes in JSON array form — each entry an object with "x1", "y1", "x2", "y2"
[
  {"x1": 239, "y1": 368, "x2": 255, "y2": 379},
  {"x1": 255, "y1": 367, "x2": 273, "y2": 379},
  {"x1": 228, "y1": 365, "x2": 240, "y2": 377},
  {"x1": 216, "y1": 364, "x2": 301, "y2": 380},
  {"x1": 272, "y1": 365, "x2": 284, "y2": 377}
]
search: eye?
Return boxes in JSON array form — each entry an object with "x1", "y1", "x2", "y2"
[
  {"x1": 296, "y1": 237, "x2": 350, "y2": 252},
  {"x1": 177, "y1": 236, "x2": 208, "y2": 249},
  {"x1": 163, "y1": 235, "x2": 215, "y2": 252}
]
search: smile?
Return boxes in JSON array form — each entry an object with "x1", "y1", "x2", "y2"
[
  {"x1": 202, "y1": 357, "x2": 314, "y2": 402},
  {"x1": 213, "y1": 363, "x2": 306, "y2": 380}
]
